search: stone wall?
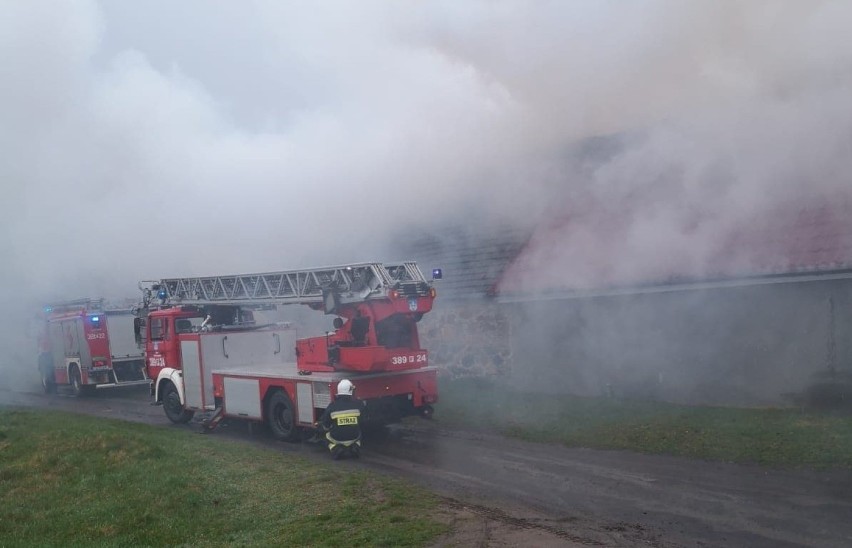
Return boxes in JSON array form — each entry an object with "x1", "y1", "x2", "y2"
[{"x1": 418, "y1": 299, "x2": 512, "y2": 378}]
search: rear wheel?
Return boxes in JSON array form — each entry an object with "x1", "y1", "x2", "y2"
[
  {"x1": 70, "y1": 366, "x2": 86, "y2": 397},
  {"x1": 162, "y1": 382, "x2": 194, "y2": 424},
  {"x1": 267, "y1": 390, "x2": 299, "y2": 442}
]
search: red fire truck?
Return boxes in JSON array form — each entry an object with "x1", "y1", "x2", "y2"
[
  {"x1": 38, "y1": 299, "x2": 150, "y2": 396},
  {"x1": 137, "y1": 262, "x2": 440, "y2": 440}
]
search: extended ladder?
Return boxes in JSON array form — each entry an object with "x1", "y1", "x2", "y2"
[{"x1": 140, "y1": 261, "x2": 431, "y2": 308}]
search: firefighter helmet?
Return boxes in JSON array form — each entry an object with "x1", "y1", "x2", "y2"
[{"x1": 337, "y1": 379, "x2": 354, "y2": 396}]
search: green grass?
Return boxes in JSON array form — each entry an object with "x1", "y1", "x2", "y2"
[
  {"x1": 437, "y1": 378, "x2": 852, "y2": 469},
  {"x1": 0, "y1": 409, "x2": 446, "y2": 547}
]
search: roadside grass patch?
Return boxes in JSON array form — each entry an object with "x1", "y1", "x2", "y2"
[
  {"x1": 0, "y1": 409, "x2": 445, "y2": 546},
  {"x1": 438, "y1": 378, "x2": 852, "y2": 469}
]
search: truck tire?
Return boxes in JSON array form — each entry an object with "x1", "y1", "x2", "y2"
[
  {"x1": 70, "y1": 366, "x2": 87, "y2": 397},
  {"x1": 267, "y1": 390, "x2": 299, "y2": 442},
  {"x1": 162, "y1": 382, "x2": 194, "y2": 424}
]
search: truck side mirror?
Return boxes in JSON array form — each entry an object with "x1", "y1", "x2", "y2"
[{"x1": 134, "y1": 317, "x2": 146, "y2": 346}]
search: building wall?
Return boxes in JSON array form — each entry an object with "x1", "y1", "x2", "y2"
[
  {"x1": 418, "y1": 299, "x2": 512, "y2": 378},
  {"x1": 507, "y1": 278, "x2": 852, "y2": 406}
]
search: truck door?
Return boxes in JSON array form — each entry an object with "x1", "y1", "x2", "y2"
[{"x1": 146, "y1": 316, "x2": 177, "y2": 379}]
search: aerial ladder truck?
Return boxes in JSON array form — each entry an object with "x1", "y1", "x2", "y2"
[{"x1": 136, "y1": 261, "x2": 440, "y2": 441}]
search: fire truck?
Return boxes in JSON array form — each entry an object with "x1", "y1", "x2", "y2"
[
  {"x1": 37, "y1": 299, "x2": 150, "y2": 396},
  {"x1": 137, "y1": 261, "x2": 440, "y2": 441}
]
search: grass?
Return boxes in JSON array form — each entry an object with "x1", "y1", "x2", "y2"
[
  {"x1": 0, "y1": 409, "x2": 446, "y2": 547},
  {"x1": 437, "y1": 377, "x2": 852, "y2": 469}
]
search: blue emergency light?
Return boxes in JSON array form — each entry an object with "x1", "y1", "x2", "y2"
[
  {"x1": 158, "y1": 289, "x2": 168, "y2": 300},
  {"x1": 89, "y1": 315, "x2": 101, "y2": 328},
  {"x1": 432, "y1": 268, "x2": 443, "y2": 280}
]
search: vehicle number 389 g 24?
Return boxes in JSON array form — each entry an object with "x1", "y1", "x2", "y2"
[{"x1": 390, "y1": 353, "x2": 427, "y2": 366}]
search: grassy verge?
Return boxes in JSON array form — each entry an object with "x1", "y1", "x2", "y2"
[
  {"x1": 437, "y1": 378, "x2": 852, "y2": 469},
  {"x1": 0, "y1": 409, "x2": 446, "y2": 547}
]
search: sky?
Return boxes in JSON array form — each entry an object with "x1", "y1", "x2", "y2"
[{"x1": 2, "y1": 1, "x2": 852, "y2": 350}]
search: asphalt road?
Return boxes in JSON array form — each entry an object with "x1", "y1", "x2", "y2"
[{"x1": 2, "y1": 380, "x2": 851, "y2": 547}]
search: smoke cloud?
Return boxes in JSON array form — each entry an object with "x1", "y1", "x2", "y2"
[{"x1": 2, "y1": 1, "x2": 851, "y2": 386}]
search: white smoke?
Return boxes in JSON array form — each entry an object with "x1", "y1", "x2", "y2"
[{"x1": 1, "y1": 1, "x2": 851, "y2": 374}]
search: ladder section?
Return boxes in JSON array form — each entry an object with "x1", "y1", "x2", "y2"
[
  {"x1": 145, "y1": 261, "x2": 431, "y2": 307},
  {"x1": 44, "y1": 298, "x2": 103, "y2": 314}
]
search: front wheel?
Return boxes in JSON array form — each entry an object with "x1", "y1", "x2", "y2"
[
  {"x1": 162, "y1": 382, "x2": 194, "y2": 424},
  {"x1": 267, "y1": 390, "x2": 299, "y2": 442}
]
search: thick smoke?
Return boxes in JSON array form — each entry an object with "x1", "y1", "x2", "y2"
[{"x1": 2, "y1": 1, "x2": 851, "y2": 390}]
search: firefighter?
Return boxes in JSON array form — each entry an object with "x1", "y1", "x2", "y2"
[{"x1": 318, "y1": 379, "x2": 365, "y2": 459}]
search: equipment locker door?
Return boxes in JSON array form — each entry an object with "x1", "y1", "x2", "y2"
[{"x1": 180, "y1": 340, "x2": 209, "y2": 409}]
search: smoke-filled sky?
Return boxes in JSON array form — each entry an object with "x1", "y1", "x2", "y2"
[{"x1": 2, "y1": 0, "x2": 851, "y2": 311}]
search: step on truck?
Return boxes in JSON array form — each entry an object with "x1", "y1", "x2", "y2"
[
  {"x1": 38, "y1": 299, "x2": 150, "y2": 395},
  {"x1": 137, "y1": 261, "x2": 440, "y2": 441}
]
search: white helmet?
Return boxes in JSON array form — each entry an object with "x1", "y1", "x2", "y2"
[{"x1": 337, "y1": 379, "x2": 354, "y2": 396}]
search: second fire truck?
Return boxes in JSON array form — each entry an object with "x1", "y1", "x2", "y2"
[
  {"x1": 38, "y1": 299, "x2": 150, "y2": 395},
  {"x1": 136, "y1": 261, "x2": 440, "y2": 441}
]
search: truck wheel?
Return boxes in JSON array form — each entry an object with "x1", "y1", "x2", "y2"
[
  {"x1": 70, "y1": 366, "x2": 86, "y2": 397},
  {"x1": 267, "y1": 390, "x2": 299, "y2": 442},
  {"x1": 162, "y1": 382, "x2": 194, "y2": 424}
]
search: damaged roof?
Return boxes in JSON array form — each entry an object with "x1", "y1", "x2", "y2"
[
  {"x1": 395, "y1": 225, "x2": 531, "y2": 301},
  {"x1": 497, "y1": 190, "x2": 852, "y2": 299}
]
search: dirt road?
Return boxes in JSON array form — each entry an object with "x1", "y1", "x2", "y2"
[{"x1": 2, "y1": 380, "x2": 851, "y2": 547}]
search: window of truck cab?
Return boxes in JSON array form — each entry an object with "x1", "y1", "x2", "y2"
[{"x1": 149, "y1": 317, "x2": 170, "y2": 341}]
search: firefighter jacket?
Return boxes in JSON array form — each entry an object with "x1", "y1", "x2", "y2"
[{"x1": 320, "y1": 395, "x2": 365, "y2": 442}]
